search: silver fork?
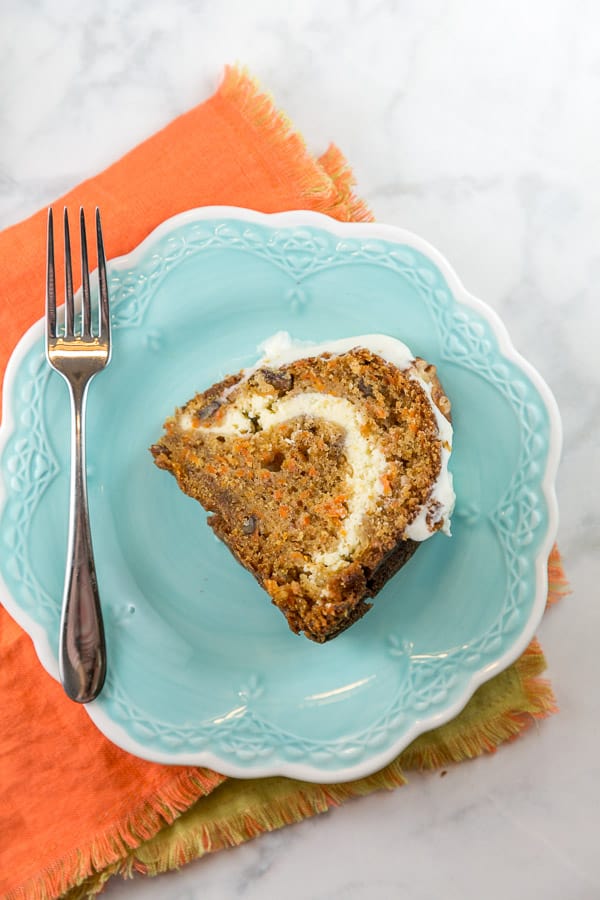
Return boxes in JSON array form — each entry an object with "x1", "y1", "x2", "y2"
[{"x1": 46, "y1": 207, "x2": 111, "y2": 703}]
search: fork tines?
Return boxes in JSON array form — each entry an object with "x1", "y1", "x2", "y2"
[{"x1": 46, "y1": 207, "x2": 110, "y2": 347}]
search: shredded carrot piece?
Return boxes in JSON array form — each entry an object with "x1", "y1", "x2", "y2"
[
  {"x1": 234, "y1": 440, "x2": 252, "y2": 458},
  {"x1": 380, "y1": 473, "x2": 392, "y2": 495},
  {"x1": 308, "y1": 372, "x2": 326, "y2": 391},
  {"x1": 315, "y1": 495, "x2": 348, "y2": 520}
]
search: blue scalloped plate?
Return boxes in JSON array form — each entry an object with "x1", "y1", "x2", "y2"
[{"x1": 0, "y1": 208, "x2": 561, "y2": 782}]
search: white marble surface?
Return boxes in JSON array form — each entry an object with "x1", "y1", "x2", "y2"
[{"x1": 1, "y1": 1, "x2": 599, "y2": 898}]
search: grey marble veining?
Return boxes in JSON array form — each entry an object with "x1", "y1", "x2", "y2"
[{"x1": 1, "y1": 0, "x2": 599, "y2": 898}]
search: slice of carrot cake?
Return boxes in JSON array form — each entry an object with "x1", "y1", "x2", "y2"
[{"x1": 151, "y1": 333, "x2": 455, "y2": 642}]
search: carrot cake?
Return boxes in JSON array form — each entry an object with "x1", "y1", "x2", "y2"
[{"x1": 151, "y1": 333, "x2": 455, "y2": 642}]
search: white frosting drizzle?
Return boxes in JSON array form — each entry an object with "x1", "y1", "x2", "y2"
[{"x1": 179, "y1": 332, "x2": 455, "y2": 568}]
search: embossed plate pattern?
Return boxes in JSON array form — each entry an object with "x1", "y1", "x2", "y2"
[{"x1": 0, "y1": 208, "x2": 561, "y2": 782}]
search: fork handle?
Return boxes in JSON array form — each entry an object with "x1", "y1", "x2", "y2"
[{"x1": 59, "y1": 378, "x2": 106, "y2": 703}]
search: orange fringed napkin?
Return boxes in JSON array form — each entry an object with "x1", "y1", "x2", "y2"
[{"x1": 0, "y1": 67, "x2": 569, "y2": 900}]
